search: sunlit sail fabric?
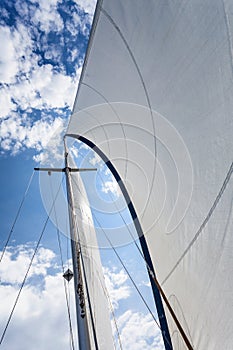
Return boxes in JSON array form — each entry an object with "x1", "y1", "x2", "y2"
[
  {"x1": 67, "y1": 1, "x2": 233, "y2": 349},
  {"x1": 70, "y1": 158, "x2": 114, "y2": 350}
]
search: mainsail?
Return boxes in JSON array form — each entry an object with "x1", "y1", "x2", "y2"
[
  {"x1": 65, "y1": 154, "x2": 114, "y2": 350},
  {"x1": 66, "y1": 0, "x2": 233, "y2": 349}
]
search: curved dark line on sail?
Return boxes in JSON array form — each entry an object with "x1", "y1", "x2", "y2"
[
  {"x1": 162, "y1": 161, "x2": 233, "y2": 285},
  {"x1": 66, "y1": 133, "x2": 173, "y2": 350},
  {"x1": 168, "y1": 294, "x2": 193, "y2": 346},
  {"x1": 80, "y1": 82, "x2": 129, "y2": 180},
  {"x1": 100, "y1": 7, "x2": 157, "y2": 222}
]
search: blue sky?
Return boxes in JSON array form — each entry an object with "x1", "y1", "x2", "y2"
[{"x1": 0, "y1": 1, "x2": 164, "y2": 349}]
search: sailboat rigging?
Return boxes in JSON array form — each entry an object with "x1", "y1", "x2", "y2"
[
  {"x1": 65, "y1": 0, "x2": 233, "y2": 349},
  {"x1": 1, "y1": 0, "x2": 233, "y2": 349}
]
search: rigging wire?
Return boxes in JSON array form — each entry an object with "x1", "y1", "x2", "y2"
[
  {"x1": 92, "y1": 212, "x2": 162, "y2": 331},
  {"x1": 71, "y1": 174, "x2": 164, "y2": 341},
  {"x1": 96, "y1": 171, "x2": 174, "y2": 349},
  {"x1": 68, "y1": 146, "x2": 169, "y2": 346},
  {"x1": 0, "y1": 175, "x2": 63, "y2": 346},
  {"x1": 97, "y1": 171, "x2": 152, "y2": 276},
  {"x1": 96, "y1": 267, "x2": 123, "y2": 350},
  {"x1": 106, "y1": 288, "x2": 123, "y2": 350},
  {"x1": 97, "y1": 172, "x2": 194, "y2": 349},
  {"x1": 49, "y1": 175, "x2": 75, "y2": 350},
  {"x1": 0, "y1": 170, "x2": 35, "y2": 263}
]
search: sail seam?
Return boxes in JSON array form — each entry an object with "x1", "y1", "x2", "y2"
[
  {"x1": 163, "y1": 161, "x2": 233, "y2": 285},
  {"x1": 97, "y1": 8, "x2": 158, "y2": 220}
]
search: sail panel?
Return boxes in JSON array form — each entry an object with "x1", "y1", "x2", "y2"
[
  {"x1": 67, "y1": 1, "x2": 233, "y2": 349},
  {"x1": 69, "y1": 156, "x2": 114, "y2": 350}
]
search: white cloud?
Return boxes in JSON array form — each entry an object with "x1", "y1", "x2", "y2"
[
  {"x1": 101, "y1": 180, "x2": 120, "y2": 197},
  {"x1": 0, "y1": 27, "x2": 18, "y2": 84},
  {"x1": 0, "y1": 24, "x2": 34, "y2": 85},
  {"x1": 0, "y1": 245, "x2": 56, "y2": 284},
  {"x1": 70, "y1": 145, "x2": 79, "y2": 158},
  {"x1": 0, "y1": 0, "x2": 93, "y2": 161},
  {"x1": 0, "y1": 23, "x2": 37, "y2": 85},
  {"x1": 0, "y1": 24, "x2": 81, "y2": 158},
  {"x1": 0, "y1": 22, "x2": 79, "y2": 116},
  {"x1": 103, "y1": 267, "x2": 131, "y2": 310},
  {"x1": 0, "y1": 6, "x2": 83, "y2": 159},
  {"x1": 31, "y1": 117, "x2": 66, "y2": 164},
  {"x1": 89, "y1": 152, "x2": 102, "y2": 166},
  {"x1": 36, "y1": 67, "x2": 77, "y2": 108},
  {"x1": 74, "y1": 0, "x2": 97, "y2": 16},
  {"x1": 31, "y1": 0, "x2": 64, "y2": 33},
  {"x1": 0, "y1": 244, "x2": 77, "y2": 350},
  {"x1": 117, "y1": 310, "x2": 164, "y2": 350},
  {"x1": 6, "y1": 64, "x2": 79, "y2": 111},
  {"x1": 0, "y1": 244, "x2": 164, "y2": 349},
  {"x1": 0, "y1": 114, "x2": 66, "y2": 159},
  {"x1": 0, "y1": 88, "x2": 14, "y2": 117},
  {"x1": 103, "y1": 265, "x2": 164, "y2": 349}
]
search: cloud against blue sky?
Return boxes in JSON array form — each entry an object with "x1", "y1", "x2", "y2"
[
  {"x1": 0, "y1": 244, "x2": 164, "y2": 350},
  {"x1": 0, "y1": 0, "x2": 96, "y2": 157}
]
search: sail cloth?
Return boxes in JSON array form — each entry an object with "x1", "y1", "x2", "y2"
[
  {"x1": 67, "y1": 0, "x2": 233, "y2": 349},
  {"x1": 69, "y1": 155, "x2": 114, "y2": 350}
]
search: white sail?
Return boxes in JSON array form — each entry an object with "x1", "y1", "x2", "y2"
[
  {"x1": 69, "y1": 155, "x2": 114, "y2": 350},
  {"x1": 67, "y1": 0, "x2": 233, "y2": 349},
  {"x1": 71, "y1": 162, "x2": 114, "y2": 350}
]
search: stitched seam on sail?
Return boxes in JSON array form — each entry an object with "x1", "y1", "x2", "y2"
[
  {"x1": 162, "y1": 161, "x2": 233, "y2": 285},
  {"x1": 101, "y1": 8, "x2": 157, "y2": 221}
]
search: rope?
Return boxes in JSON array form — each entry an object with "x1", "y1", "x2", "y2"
[
  {"x1": 0, "y1": 170, "x2": 35, "y2": 263},
  {"x1": 79, "y1": 247, "x2": 99, "y2": 350},
  {"x1": 97, "y1": 269, "x2": 123, "y2": 350},
  {"x1": 92, "y1": 213, "x2": 162, "y2": 331},
  {"x1": 107, "y1": 290, "x2": 123, "y2": 350},
  {"x1": 49, "y1": 175, "x2": 75, "y2": 350},
  {"x1": 0, "y1": 175, "x2": 63, "y2": 346}
]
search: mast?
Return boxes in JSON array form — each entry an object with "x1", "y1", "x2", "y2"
[
  {"x1": 35, "y1": 140, "x2": 114, "y2": 349},
  {"x1": 63, "y1": 140, "x2": 91, "y2": 350}
]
